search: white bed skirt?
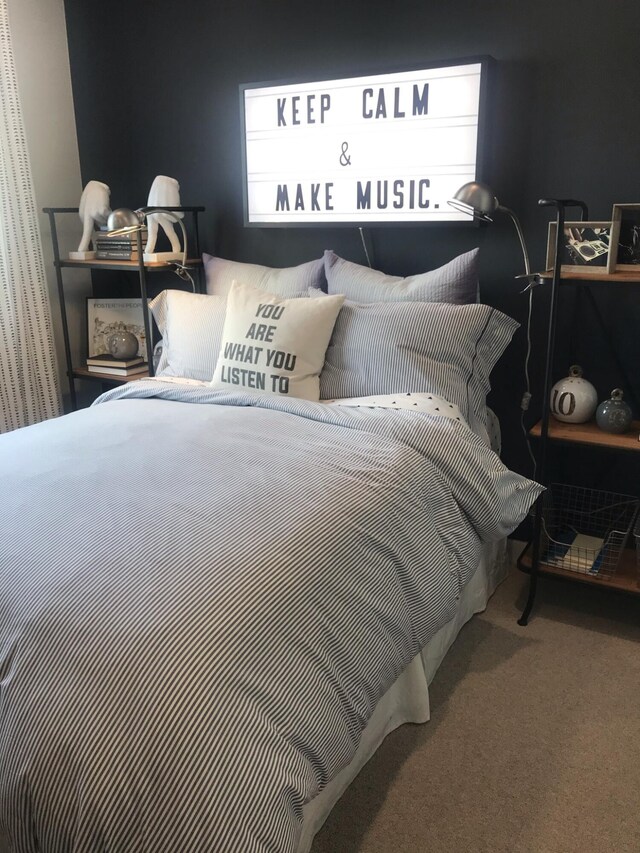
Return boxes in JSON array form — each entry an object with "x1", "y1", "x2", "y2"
[{"x1": 298, "y1": 537, "x2": 508, "y2": 851}]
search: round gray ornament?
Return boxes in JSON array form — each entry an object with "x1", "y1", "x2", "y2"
[
  {"x1": 106, "y1": 330, "x2": 139, "y2": 360},
  {"x1": 596, "y1": 388, "x2": 633, "y2": 434}
]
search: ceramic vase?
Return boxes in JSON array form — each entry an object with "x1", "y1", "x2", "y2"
[
  {"x1": 596, "y1": 389, "x2": 633, "y2": 434},
  {"x1": 550, "y1": 365, "x2": 598, "y2": 423}
]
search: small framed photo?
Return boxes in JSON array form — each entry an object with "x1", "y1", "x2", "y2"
[
  {"x1": 546, "y1": 221, "x2": 612, "y2": 274},
  {"x1": 86, "y1": 298, "x2": 148, "y2": 360},
  {"x1": 608, "y1": 203, "x2": 640, "y2": 272}
]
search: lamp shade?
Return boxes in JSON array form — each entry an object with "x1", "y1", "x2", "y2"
[
  {"x1": 448, "y1": 182, "x2": 531, "y2": 277},
  {"x1": 449, "y1": 182, "x2": 499, "y2": 221},
  {"x1": 107, "y1": 207, "x2": 145, "y2": 235}
]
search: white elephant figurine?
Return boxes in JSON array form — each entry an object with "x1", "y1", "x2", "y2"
[
  {"x1": 144, "y1": 175, "x2": 185, "y2": 262},
  {"x1": 69, "y1": 180, "x2": 111, "y2": 259}
]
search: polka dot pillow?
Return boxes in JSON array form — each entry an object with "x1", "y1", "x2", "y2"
[{"x1": 325, "y1": 392, "x2": 467, "y2": 425}]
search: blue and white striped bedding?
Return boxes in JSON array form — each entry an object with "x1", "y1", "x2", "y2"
[{"x1": 0, "y1": 383, "x2": 541, "y2": 852}]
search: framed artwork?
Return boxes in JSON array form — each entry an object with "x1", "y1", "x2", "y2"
[
  {"x1": 545, "y1": 221, "x2": 612, "y2": 274},
  {"x1": 86, "y1": 298, "x2": 148, "y2": 360},
  {"x1": 607, "y1": 203, "x2": 640, "y2": 272}
]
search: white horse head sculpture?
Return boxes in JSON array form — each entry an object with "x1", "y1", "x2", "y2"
[
  {"x1": 145, "y1": 175, "x2": 184, "y2": 256},
  {"x1": 77, "y1": 181, "x2": 111, "y2": 252}
]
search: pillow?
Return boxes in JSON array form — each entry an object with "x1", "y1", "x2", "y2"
[
  {"x1": 326, "y1": 392, "x2": 467, "y2": 426},
  {"x1": 149, "y1": 290, "x2": 226, "y2": 381},
  {"x1": 319, "y1": 301, "x2": 518, "y2": 438},
  {"x1": 323, "y1": 248, "x2": 478, "y2": 303},
  {"x1": 203, "y1": 253, "x2": 326, "y2": 299},
  {"x1": 210, "y1": 281, "x2": 344, "y2": 401},
  {"x1": 149, "y1": 286, "x2": 327, "y2": 382}
]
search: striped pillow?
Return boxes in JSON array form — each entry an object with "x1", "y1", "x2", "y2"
[
  {"x1": 324, "y1": 248, "x2": 478, "y2": 303},
  {"x1": 319, "y1": 301, "x2": 518, "y2": 438},
  {"x1": 204, "y1": 254, "x2": 326, "y2": 299},
  {"x1": 149, "y1": 290, "x2": 226, "y2": 382}
]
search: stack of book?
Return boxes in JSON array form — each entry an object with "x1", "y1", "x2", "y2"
[
  {"x1": 94, "y1": 227, "x2": 148, "y2": 260},
  {"x1": 542, "y1": 529, "x2": 606, "y2": 574},
  {"x1": 86, "y1": 353, "x2": 148, "y2": 377}
]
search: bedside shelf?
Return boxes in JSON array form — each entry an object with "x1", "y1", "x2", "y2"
[
  {"x1": 529, "y1": 418, "x2": 640, "y2": 451},
  {"x1": 73, "y1": 367, "x2": 149, "y2": 384},
  {"x1": 519, "y1": 544, "x2": 640, "y2": 596},
  {"x1": 59, "y1": 258, "x2": 203, "y2": 272},
  {"x1": 519, "y1": 199, "x2": 640, "y2": 626},
  {"x1": 536, "y1": 269, "x2": 640, "y2": 284},
  {"x1": 44, "y1": 205, "x2": 205, "y2": 410}
]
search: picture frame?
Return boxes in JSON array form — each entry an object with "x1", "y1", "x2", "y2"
[
  {"x1": 607, "y1": 203, "x2": 640, "y2": 272},
  {"x1": 86, "y1": 298, "x2": 148, "y2": 360},
  {"x1": 545, "y1": 221, "x2": 612, "y2": 274}
]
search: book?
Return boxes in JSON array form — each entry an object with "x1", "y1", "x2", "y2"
[
  {"x1": 86, "y1": 354, "x2": 144, "y2": 369},
  {"x1": 94, "y1": 246, "x2": 144, "y2": 252},
  {"x1": 95, "y1": 239, "x2": 145, "y2": 248},
  {"x1": 543, "y1": 529, "x2": 606, "y2": 573},
  {"x1": 96, "y1": 251, "x2": 140, "y2": 260},
  {"x1": 95, "y1": 228, "x2": 147, "y2": 239},
  {"x1": 87, "y1": 364, "x2": 148, "y2": 376},
  {"x1": 95, "y1": 236, "x2": 147, "y2": 249},
  {"x1": 95, "y1": 248, "x2": 142, "y2": 255}
]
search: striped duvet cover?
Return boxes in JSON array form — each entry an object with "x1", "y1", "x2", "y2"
[{"x1": 0, "y1": 383, "x2": 541, "y2": 852}]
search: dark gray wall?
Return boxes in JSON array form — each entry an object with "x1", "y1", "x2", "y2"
[{"x1": 63, "y1": 0, "x2": 640, "y2": 492}]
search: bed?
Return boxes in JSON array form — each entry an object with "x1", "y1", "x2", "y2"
[
  {"x1": 300, "y1": 536, "x2": 507, "y2": 851},
  {"x1": 0, "y1": 250, "x2": 542, "y2": 852}
]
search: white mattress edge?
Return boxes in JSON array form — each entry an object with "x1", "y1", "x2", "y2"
[{"x1": 298, "y1": 537, "x2": 509, "y2": 851}]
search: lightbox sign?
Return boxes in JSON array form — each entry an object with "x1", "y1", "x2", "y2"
[{"x1": 240, "y1": 58, "x2": 490, "y2": 226}]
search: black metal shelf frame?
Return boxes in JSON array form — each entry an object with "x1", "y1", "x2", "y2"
[
  {"x1": 43, "y1": 206, "x2": 205, "y2": 410},
  {"x1": 518, "y1": 199, "x2": 639, "y2": 625}
]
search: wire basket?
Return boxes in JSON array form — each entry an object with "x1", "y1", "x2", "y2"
[{"x1": 539, "y1": 484, "x2": 639, "y2": 579}]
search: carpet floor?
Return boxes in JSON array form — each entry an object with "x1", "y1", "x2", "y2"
[{"x1": 311, "y1": 552, "x2": 640, "y2": 853}]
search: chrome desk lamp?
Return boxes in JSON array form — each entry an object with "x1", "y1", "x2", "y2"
[
  {"x1": 107, "y1": 207, "x2": 195, "y2": 289},
  {"x1": 448, "y1": 181, "x2": 531, "y2": 278},
  {"x1": 449, "y1": 181, "x2": 536, "y2": 474}
]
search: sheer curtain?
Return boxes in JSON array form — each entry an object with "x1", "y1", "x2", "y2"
[{"x1": 0, "y1": 0, "x2": 61, "y2": 433}]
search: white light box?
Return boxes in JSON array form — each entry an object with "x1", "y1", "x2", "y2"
[{"x1": 240, "y1": 58, "x2": 491, "y2": 226}]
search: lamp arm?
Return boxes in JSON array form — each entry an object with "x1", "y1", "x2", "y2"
[{"x1": 497, "y1": 204, "x2": 531, "y2": 277}]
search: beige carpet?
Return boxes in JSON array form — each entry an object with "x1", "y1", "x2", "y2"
[{"x1": 311, "y1": 557, "x2": 640, "y2": 853}]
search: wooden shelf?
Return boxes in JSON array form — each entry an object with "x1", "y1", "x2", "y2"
[
  {"x1": 59, "y1": 258, "x2": 202, "y2": 272},
  {"x1": 73, "y1": 367, "x2": 149, "y2": 384},
  {"x1": 536, "y1": 269, "x2": 640, "y2": 284},
  {"x1": 530, "y1": 418, "x2": 640, "y2": 451},
  {"x1": 519, "y1": 544, "x2": 640, "y2": 596}
]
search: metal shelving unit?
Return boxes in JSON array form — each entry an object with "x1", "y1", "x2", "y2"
[
  {"x1": 43, "y1": 206, "x2": 205, "y2": 410},
  {"x1": 517, "y1": 199, "x2": 640, "y2": 624}
]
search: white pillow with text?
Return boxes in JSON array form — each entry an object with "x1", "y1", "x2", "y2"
[{"x1": 210, "y1": 280, "x2": 344, "y2": 401}]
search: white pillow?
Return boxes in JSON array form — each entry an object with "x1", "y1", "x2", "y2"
[
  {"x1": 325, "y1": 392, "x2": 468, "y2": 425},
  {"x1": 149, "y1": 290, "x2": 226, "y2": 381},
  {"x1": 149, "y1": 287, "x2": 327, "y2": 382},
  {"x1": 210, "y1": 281, "x2": 344, "y2": 401}
]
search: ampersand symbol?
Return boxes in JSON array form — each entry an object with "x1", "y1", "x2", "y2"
[{"x1": 339, "y1": 141, "x2": 351, "y2": 166}]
